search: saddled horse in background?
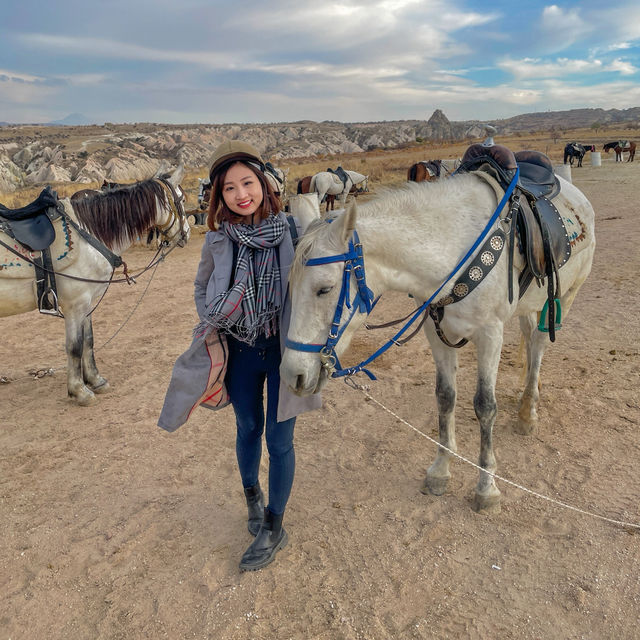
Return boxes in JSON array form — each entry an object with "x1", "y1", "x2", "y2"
[
  {"x1": 0, "y1": 165, "x2": 189, "y2": 405},
  {"x1": 281, "y1": 159, "x2": 595, "y2": 514},
  {"x1": 603, "y1": 140, "x2": 636, "y2": 162},
  {"x1": 407, "y1": 160, "x2": 442, "y2": 182},
  {"x1": 563, "y1": 143, "x2": 594, "y2": 167},
  {"x1": 298, "y1": 175, "x2": 337, "y2": 212},
  {"x1": 309, "y1": 169, "x2": 368, "y2": 210}
]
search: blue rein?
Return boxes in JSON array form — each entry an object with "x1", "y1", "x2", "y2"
[{"x1": 285, "y1": 168, "x2": 519, "y2": 380}]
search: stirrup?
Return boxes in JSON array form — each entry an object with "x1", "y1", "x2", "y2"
[
  {"x1": 538, "y1": 298, "x2": 561, "y2": 333},
  {"x1": 39, "y1": 288, "x2": 64, "y2": 317}
]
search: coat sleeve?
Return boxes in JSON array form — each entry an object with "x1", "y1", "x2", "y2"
[{"x1": 194, "y1": 236, "x2": 214, "y2": 321}]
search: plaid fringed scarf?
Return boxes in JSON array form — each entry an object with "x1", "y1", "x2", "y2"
[{"x1": 198, "y1": 214, "x2": 287, "y2": 344}]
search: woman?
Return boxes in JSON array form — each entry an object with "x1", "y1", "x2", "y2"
[{"x1": 161, "y1": 140, "x2": 321, "y2": 572}]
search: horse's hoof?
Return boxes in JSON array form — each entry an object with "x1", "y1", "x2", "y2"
[
  {"x1": 472, "y1": 492, "x2": 501, "y2": 514},
  {"x1": 70, "y1": 386, "x2": 96, "y2": 406},
  {"x1": 514, "y1": 417, "x2": 536, "y2": 436},
  {"x1": 421, "y1": 475, "x2": 449, "y2": 496},
  {"x1": 90, "y1": 378, "x2": 110, "y2": 394}
]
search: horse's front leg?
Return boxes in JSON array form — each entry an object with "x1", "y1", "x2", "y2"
[
  {"x1": 64, "y1": 308, "x2": 96, "y2": 406},
  {"x1": 81, "y1": 315, "x2": 110, "y2": 393},
  {"x1": 421, "y1": 325, "x2": 458, "y2": 497},
  {"x1": 471, "y1": 323, "x2": 503, "y2": 513}
]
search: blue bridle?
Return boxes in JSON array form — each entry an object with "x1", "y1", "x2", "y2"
[
  {"x1": 285, "y1": 168, "x2": 519, "y2": 381},
  {"x1": 285, "y1": 229, "x2": 380, "y2": 379}
]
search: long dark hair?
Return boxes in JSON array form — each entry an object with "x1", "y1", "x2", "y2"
[{"x1": 207, "y1": 160, "x2": 281, "y2": 229}]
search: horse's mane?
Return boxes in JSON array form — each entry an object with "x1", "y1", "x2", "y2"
[{"x1": 71, "y1": 179, "x2": 168, "y2": 248}]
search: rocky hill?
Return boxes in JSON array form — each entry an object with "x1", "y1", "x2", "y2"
[{"x1": 1, "y1": 107, "x2": 638, "y2": 193}]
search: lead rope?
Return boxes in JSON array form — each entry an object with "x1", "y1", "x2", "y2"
[{"x1": 344, "y1": 378, "x2": 640, "y2": 532}]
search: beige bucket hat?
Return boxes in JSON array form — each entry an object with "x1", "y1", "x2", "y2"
[{"x1": 208, "y1": 140, "x2": 265, "y2": 180}]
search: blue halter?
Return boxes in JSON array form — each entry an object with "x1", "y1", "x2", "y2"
[
  {"x1": 285, "y1": 167, "x2": 519, "y2": 381},
  {"x1": 284, "y1": 230, "x2": 380, "y2": 378}
]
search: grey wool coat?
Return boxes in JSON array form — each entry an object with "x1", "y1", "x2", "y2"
[{"x1": 158, "y1": 212, "x2": 322, "y2": 431}]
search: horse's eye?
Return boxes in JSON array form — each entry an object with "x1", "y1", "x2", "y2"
[{"x1": 317, "y1": 286, "x2": 333, "y2": 296}]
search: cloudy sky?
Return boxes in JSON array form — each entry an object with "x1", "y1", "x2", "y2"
[{"x1": 2, "y1": 0, "x2": 640, "y2": 125}]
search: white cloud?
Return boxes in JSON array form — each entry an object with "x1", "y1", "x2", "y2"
[
  {"x1": 497, "y1": 56, "x2": 638, "y2": 80},
  {"x1": 606, "y1": 59, "x2": 637, "y2": 75},
  {"x1": 19, "y1": 34, "x2": 241, "y2": 69},
  {"x1": 0, "y1": 69, "x2": 44, "y2": 83},
  {"x1": 55, "y1": 73, "x2": 110, "y2": 86}
]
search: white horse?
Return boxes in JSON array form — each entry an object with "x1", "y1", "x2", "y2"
[
  {"x1": 310, "y1": 169, "x2": 368, "y2": 206},
  {"x1": 0, "y1": 165, "x2": 190, "y2": 405},
  {"x1": 281, "y1": 172, "x2": 595, "y2": 513}
]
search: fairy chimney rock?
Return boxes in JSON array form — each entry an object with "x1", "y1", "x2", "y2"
[
  {"x1": 428, "y1": 109, "x2": 450, "y2": 127},
  {"x1": 427, "y1": 109, "x2": 454, "y2": 140}
]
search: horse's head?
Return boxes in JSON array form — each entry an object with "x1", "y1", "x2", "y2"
[
  {"x1": 156, "y1": 164, "x2": 190, "y2": 248},
  {"x1": 281, "y1": 201, "x2": 371, "y2": 396}
]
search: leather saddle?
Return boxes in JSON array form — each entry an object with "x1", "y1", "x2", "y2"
[
  {"x1": 327, "y1": 166, "x2": 349, "y2": 188},
  {"x1": 0, "y1": 186, "x2": 64, "y2": 315},
  {"x1": 0, "y1": 186, "x2": 59, "y2": 252},
  {"x1": 458, "y1": 144, "x2": 571, "y2": 340},
  {"x1": 419, "y1": 160, "x2": 442, "y2": 178}
]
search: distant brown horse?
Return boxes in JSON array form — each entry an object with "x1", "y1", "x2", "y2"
[
  {"x1": 298, "y1": 175, "x2": 336, "y2": 212},
  {"x1": 407, "y1": 160, "x2": 442, "y2": 182},
  {"x1": 603, "y1": 141, "x2": 636, "y2": 162}
]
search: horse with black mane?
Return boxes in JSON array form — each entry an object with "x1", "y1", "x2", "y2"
[
  {"x1": 563, "y1": 143, "x2": 594, "y2": 167},
  {"x1": 603, "y1": 141, "x2": 636, "y2": 162}
]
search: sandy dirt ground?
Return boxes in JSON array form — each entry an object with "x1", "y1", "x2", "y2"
[{"x1": 1, "y1": 158, "x2": 639, "y2": 640}]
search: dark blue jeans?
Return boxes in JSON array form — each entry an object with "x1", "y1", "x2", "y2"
[{"x1": 225, "y1": 333, "x2": 296, "y2": 515}]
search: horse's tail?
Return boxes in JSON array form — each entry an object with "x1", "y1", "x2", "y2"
[
  {"x1": 563, "y1": 150, "x2": 569, "y2": 164},
  {"x1": 310, "y1": 174, "x2": 318, "y2": 193},
  {"x1": 297, "y1": 180, "x2": 303, "y2": 194},
  {"x1": 408, "y1": 164, "x2": 417, "y2": 181}
]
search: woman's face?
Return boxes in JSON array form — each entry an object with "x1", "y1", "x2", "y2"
[{"x1": 221, "y1": 162, "x2": 264, "y2": 218}]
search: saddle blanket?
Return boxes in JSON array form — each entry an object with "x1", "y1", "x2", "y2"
[{"x1": 0, "y1": 216, "x2": 77, "y2": 278}]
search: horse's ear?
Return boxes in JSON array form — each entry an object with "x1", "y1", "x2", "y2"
[
  {"x1": 283, "y1": 168, "x2": 290, "y2": 177},
  {"x1": 330, "y1": 200, "x2": 357, "y2": 245},
  {"x1": 168, "y1": 163, "x2": 185, "y2": 187},
  {"x1": 153, "y1": 159, "x2": 170, "y2": 178}
]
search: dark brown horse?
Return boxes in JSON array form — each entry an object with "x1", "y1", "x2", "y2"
[
  {"x1": 298, "y1": 175, "x2": 336, "y2": 211},
  {"x1": 603, "y1": 141, "x2": 636, "y2": 162},
  {"x1": 407, "y1": 160, "x2": 442, "y2": 182}
]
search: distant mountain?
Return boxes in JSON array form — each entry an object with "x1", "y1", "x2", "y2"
[
  {"x1": 45, "y1": 113, "x2": 96, "y2": 126},
  {"x1": 488, "y1": 107, "x2": 640, "y2": 133}
]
